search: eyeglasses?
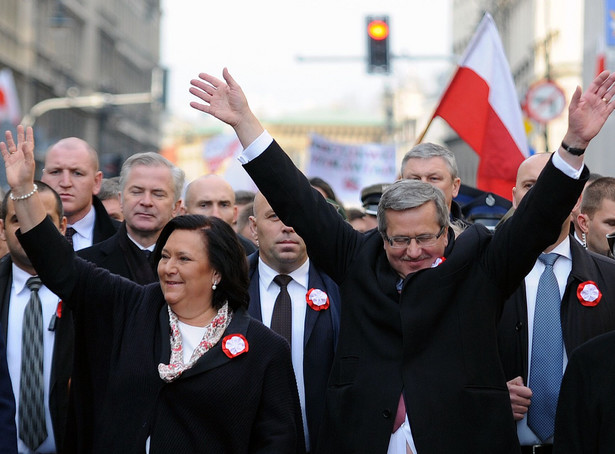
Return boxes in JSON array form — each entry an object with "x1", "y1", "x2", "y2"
[{"x1": 385, "y1": 226, "x2": 446, "y2": 248}]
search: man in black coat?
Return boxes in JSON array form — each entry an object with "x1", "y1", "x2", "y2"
[
  {"x1": 0, "y1": 321, "x2": 17, "y2": 454},
  {"x1": 41, "y1": 137, "x2": 118, "y2": 250},
  {"x1": 247, "y1": 192, "x2": 340, "y2": 452},
  {"x1": 0, "y1": 182, "x2": 71, "y2": 452},
  {"x1": 498, "y1": 153, "x2": 615, "y2": 452},
  {"x1": 553, "y1": 329, "x2": 615, "y2": 453},
  {"x1": 189, "y1": 69, "x2": 615, "y2": 453},
  {"x1": 78, "y1": 152, "x2": 184, "y2": 284},
  {"x1": 182, "y1": 174, "x2": 257, "y2": 254}
]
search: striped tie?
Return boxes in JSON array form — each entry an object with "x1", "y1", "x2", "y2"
[{"x1": 19, "y1": 276, "x2": 48, "y2": 450}]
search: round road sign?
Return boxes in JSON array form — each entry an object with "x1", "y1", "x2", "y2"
[{"x1": 525, "y1": 80, "x2": 566, "y2": 124}]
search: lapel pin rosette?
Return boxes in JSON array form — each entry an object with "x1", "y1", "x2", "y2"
[{"x1": 577, "y1": 281, "x2": 602, "y2": 307}]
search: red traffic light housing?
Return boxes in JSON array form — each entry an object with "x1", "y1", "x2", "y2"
[{"x1": 366, "y1": 16, "x2": 390, "y2": 73}]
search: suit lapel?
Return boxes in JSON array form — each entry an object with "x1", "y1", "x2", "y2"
[
  {"x1": 181, "y1": 308, "x2": 252, "y2": 379},
  {"x1": 567, "y1": 235, "x2": 595, "y2": 284},
  {"x1": 0, "y1": 257, "x2": 13, "y2": 343},
  {"x1": 304, "y1": 264, "x2": 326, "y2": 347},
  {"x1": 515, "y1": 281, "x2": 530, "y2": 381},
  {"x1": 247, "y1": 253, "x2": 263, "y2": 320}
]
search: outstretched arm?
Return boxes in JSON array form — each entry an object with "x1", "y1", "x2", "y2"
[
  {"x1": 558, "y1": 70, "x2": 615, "y2": 169},
  {"x1": 0, "y1": 126, "x2": 46, "y2": 232},
  {"x1": 189, "y1": 68, "x2": 264, "y2": 148}
]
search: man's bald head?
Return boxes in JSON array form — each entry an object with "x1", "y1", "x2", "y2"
[
  {"x1": 512, "y1": 153, "x2": 552, "y2": 209},
  {"x1": 41, "y1": 137, "x2": 102, "y2": 223},
  {"x1": 183, "y1": 174, "x2": 238, "y2": 225}
]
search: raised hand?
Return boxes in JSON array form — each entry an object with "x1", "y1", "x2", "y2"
[
  {"x1": 0, "y1": 125, "x2": 36, "y2": 193},
  {"x1": 189, "y1": 68, "x2": 264, "y2": 147},
  {"x1": 565, "y1": 71, "x2": 615, "y2": 149}
]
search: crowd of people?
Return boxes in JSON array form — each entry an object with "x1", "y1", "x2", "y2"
[{"x1": 0, "y1": 69, "x2": 614, "y2": 453}]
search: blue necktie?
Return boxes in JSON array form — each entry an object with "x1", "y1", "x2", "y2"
[{"x1": 527, "y1": 252, "x2": 562, "y2": 442}]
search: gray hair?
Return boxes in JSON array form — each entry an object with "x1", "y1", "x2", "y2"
[
  {"x1": 98, "y1": 176, "x2": 121, "y2": 201},
  {"x1": 377, "y1": 179, "x2": 450, "y2": 236},
  {"x1": 401, "y1": 143, "x2": 458, "y2": 180},
  {"x1": 119, "y1": 152, "x2": 185, "y2": 203}
]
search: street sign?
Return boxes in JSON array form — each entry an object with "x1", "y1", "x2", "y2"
[{"x1": 525, "y1": 80, "x2": 566, "y2": 124}]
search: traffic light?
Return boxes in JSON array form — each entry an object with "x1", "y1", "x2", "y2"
[{"x1": 366, "y1": 15, "x2": 390, "y2": 74}]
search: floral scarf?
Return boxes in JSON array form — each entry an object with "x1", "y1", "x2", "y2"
[{"x1": 158, "y1": 302, "x2": 232, "y2": 382}]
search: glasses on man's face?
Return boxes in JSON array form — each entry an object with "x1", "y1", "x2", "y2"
[{"x1": 385, "y1": 226, "x2": 445, "y2": 248}]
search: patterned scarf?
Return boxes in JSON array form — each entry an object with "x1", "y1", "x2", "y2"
[{"x1": 158, "y1": 302, "x2": 232, "y2": 383}]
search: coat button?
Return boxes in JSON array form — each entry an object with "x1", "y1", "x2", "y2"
[
  {"x1": 382, "y1": 409, "x2": 392, "y2": 419},
  {"x1": 515, "y1": 322, "x2": 523, "y2": 331}
]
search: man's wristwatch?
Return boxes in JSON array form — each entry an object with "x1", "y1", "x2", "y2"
[{"x1": 561, "y1": 141, "x2": 585, "y2": 156}]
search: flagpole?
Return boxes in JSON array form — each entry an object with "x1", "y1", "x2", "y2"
[{"x1": 415, "y1": 113, "x2": 436, "y2": 145}]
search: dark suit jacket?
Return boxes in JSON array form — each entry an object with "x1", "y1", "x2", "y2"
[
  {"x1": 498, "y1": 237, "x2": 615, "y2": 384},
  {"x1": 78, "y1": 222, "x2": 157, "y2": 285},
  {"x1": 72, "y1": 222, "x2": 157, "y2": 451},
  {"x1": 0, "y1": 255, "x2": 73, "y2": 453},
  {"x1": 91, "y1": 196, "x2": 120, "y2": 245},
  {"x1": 247, "y1": 252, "x2": 340, "y2": 450},
  {"x1": 553, "y1": 330, "x2": 615, "y2": 453},
  {"x1": 239, "y1": 233, "x2": 257, "y2": 255},
  {"x1": 0, "y1": 320, "x2": 16, "y2": 454},
  {"x1": 243, "y1": 140, "x2": 587, "y2": 453},
  {"x1": 18, "y1": 217, "x2": 304, "y2": 454}
]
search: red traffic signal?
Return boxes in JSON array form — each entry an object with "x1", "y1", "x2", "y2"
[
  {"x1": 366, "y1": 16, "x2": 390, "y2": 73},
  {"x1": 367, "y1": 20, "x2": 389, "y2": 41}
]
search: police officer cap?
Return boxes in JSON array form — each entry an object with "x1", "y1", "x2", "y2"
[{"x1": 361, "y1": 183, "x2": 389, "y2": 215}]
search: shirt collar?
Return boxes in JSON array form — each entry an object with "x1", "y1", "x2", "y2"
[
  {"x1": 258, "y1": 257, "x2": 310, "y2": 291},
  {"x1": 547, "y1": 235, "x2": 572, "y2": 261},
  {"x1": 127, "y1": 232, "x2": 155, "y2": 251},
  {"x1": 11, "y1": 263, "x2": 37, "y2": 295},
  {"x1": 68, "y1": 204, "x2": 96, "y2": 240}
]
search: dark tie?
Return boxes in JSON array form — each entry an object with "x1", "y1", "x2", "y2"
[
  {"x1": 65, "y1": 227, "x2": 77, "y2": 247},
  {"x1": 19, "y1": 277, "x2": 48, "y2": 451},
  {"x1": 142, "y1": 249, "x2": 152, "y2": 260},
  {"x1": 271, "y1": 274, "x2": 293, "y2": 346},
  {"x1": 527, "y1": 253, "x2": 562, "y2": 442}
]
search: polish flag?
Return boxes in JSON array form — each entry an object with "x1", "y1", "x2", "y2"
[
  {"x1": 429, "y1": 13, "x2": 529, "y2": 199},
  {"x1": 0, "y1": 68, "x2": 21, "y2": 125},
  {"x1": 596, "y1": 35, "x2": 607, "y2": 77}
]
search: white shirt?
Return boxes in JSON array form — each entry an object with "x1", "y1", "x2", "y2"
[
  {"x1": 517, "y1": 237, "x2": 572, "y2": 445},
  {"x1": 127, "y1": 233, "x2": 156, "y2": 252},
  {"x1": 68, "y1": 205, "x2": 96, "y2": 251},
  {"x1": 257, "y1": 258, "x2": 310, "y2": 451},
  {"x1": 6, "y1": 265, "x2": 61, "y2": 453},
  {"x1": 177, "y1": 321, "x2": 207, "y2": 364},
  {"x1": 240, "y1": 131, "x2": 584, "y2": 454}
]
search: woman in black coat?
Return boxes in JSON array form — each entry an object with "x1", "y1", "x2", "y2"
[{"x1": 0, "y1": 126, "x2": 304, "y2": 453}]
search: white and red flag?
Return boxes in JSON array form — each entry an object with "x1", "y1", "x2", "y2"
[
  {"x1": 420, "y1": 13, "x2": 529, "y2": 199},
  {"x1": 0, "y1": 68, "x2": 21, "y2": 125}
]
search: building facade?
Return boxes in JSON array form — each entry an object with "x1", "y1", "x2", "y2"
[{"x1": 0, "y1": 0, "x2": 162, "y2": 177}]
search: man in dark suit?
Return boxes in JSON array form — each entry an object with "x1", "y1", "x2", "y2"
[
  {"x1": 41, "y1": 137, "x2": 118, "y2": 250},
  {"x1": 553, "y1": 330, "x2": 615, "y2": 453},
  {"x1": 189, "y1": 68, "x2": 615, "y2": 453},
  {"x1": 79, "y1": 152, "x2": 184, "y2": 284},
  {"x1": 0, "y1": 181, "x2": 70, "y2": 453},
  {"x1": 182, "y1": 174, "x2": 257, "y2": 254},
  {"x1": 0, "y1": 321, "x2": 17, "y2": 454},
  {"x1": 498, "y1": 153, "x2": 615, "y2": 453},
  {"x1": 247, "y1": 192, "x2": 340, "y2": 452}
]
